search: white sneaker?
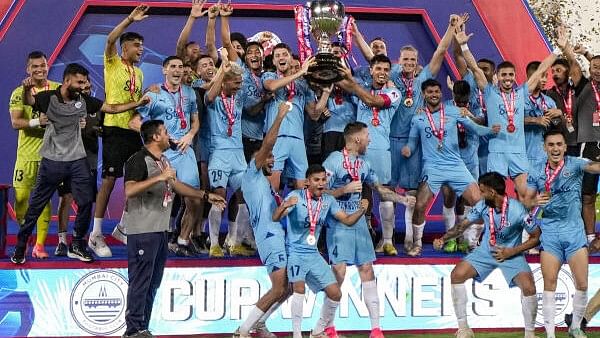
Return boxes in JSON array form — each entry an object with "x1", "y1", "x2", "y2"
[
  {"x1": 111, "y1": 223, "x2": 127, "y2": 245},
  {"x1": 250, "y1": 321, "x2": 277, "y2": 338},
  {"x1": 455, "y1": 327, "x2": 474, "y2": 338},
  {"x1": 88, "y1": 234, "x2": 112, "y2": 257}
]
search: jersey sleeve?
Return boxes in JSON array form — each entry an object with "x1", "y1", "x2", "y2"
[
  {"x1": 284, "y1": 190, "x2": 300, "y2": 214},
  {"x1": 124, "y1": 152, "x2": 148, "y2": 182},
  {"x1": 326, "y1": 194, "x2": 342, "y2": 216},
  {"x1": 322, "y1": 154, "x2": 336, "y2": 190},
  {"x1": 364, "y1": 161, "x2": 379, "y2": 185},
  {"x1": 136, "y1": 92, "x2": 157, "y2": 120},
  {"x1": 261, "y1": 72, "x2": 277, "y2": 90},
  {"x1": 466, "y1": 200, "x2": 485, "y2": 223},
  {"x1": 83, "y1": 95, "x2": 103, "y2": 115},
  {"x1": 188, "y1": 87, "x2": 198, "y2": 115},
  {"x1": 381, "y1": 88, "x2": 402, "y2": 110},
  {"x1": 545, "y1": 94, "x2": 557, "y2": 109},
  {"x1": 526, "y1": 166, "x2": 541, "y2": 191},
  {"x1": 574, "y1": 157, "x2": 591, "y2": 175},
  {"x1": 9, "y1": 87, "x2": 24, "y2": 112}
]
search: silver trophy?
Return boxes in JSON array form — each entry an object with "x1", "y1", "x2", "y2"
[{"x1": 307, "y1": 0, "x2": 345, "y2": 84}]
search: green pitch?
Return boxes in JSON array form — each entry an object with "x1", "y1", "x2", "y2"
[{"x1": 343, "y1": 332, "x2": 587, "y2": 338}]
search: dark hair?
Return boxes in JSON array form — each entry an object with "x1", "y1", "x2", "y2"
[
  {"x1": 591, "y1": 55, "x2": 600, "y2": 62},
  {"x1": 452, "y1": 80, "x2": 471, "y2": 104},
  {"x1": 63, "y1": 63, "x2": 89, "y2": 80},
  {"x1": 477, "y1": 58, "x2": 496, "y2": 69},
  {"x1": 119, "y1": 32, "x2": 144, "y2": 46},
  {"x1": 272, "y1": 43, "x2": 292, "y2": 54},
  {"x1": 263, "y1": 54, "x2": 275, "y2": 72},
  {"x1": 543, "y1": 129, "x2": 566, "y2": 141},
  {"x1": 478, "y1": 172, "x2": 506, "y2": 196},
  {"x1": 305, "y1": 164, "x2": 326, "y2": 178},
  {"x1": 526, "y1": 61, "x2": 541, "y2": 77},
  {"x1": 141, "y1": 120, "x2": 164, "y2": 143},
  {"x1": 369, "y1": 54, "x2": 391, "y2": 68},
  {"x1": 27, "y1": 50, "x2": 47, "y2": 61},
  {"x1": 343, "y1": 121, "x2": 367, "y2": 139},
  {"x1": 496, "y1": 61, "x2": 515, "y2": 72},
  {"x1": 230, "y1": 32, "x2": 248, "y2": 51},
  {"x1": 185, "y1": 41, "x2": 199, "y2": 48},
  {"x1": 291, "y1": 54, "x2": 300, "y2": 62},
  {"x1": 245, "y1": 41, "x2": 263, "y2": 53},
  {"x1": 162, "y1": 55, "x2": 183, "y2": 67},
  {"x1": 421, "y1": 78, "x2": 442, "y2": 92},
  {"x1": 369, "y1": 37, "x2": 386, "y2": 45},
  {"x1": 552, "y1": 58, "x2": 570, "y2": 69}
]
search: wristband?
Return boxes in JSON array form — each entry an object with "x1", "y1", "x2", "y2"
[
  {"x1": 460, "y1": 44, "x2": 469, "y2": 52},
  {"x1": 28, "y1": 118, "x2": 40, "y2": 128}
]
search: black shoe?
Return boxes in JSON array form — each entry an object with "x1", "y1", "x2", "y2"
[
  {"x1": 68, "y1": 241, "x2": 94, "y2": 262},
  {"x1": 11, "y1": 246, "x2": 26, "y2": 264},
  {"x1": 55, "y1": 242, "x2": 68, "y2": 256},
  {"x1": 190, "y1": 235, "x2": 208, "y2": 254},
  {"x1": 174, "y1": 244, "x2": 196, "y2": 257},
  {"x1": 122, "y1": 329, "x2": 154, "y2": 338}
]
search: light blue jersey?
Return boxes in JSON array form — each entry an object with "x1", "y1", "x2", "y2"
[
  {"x1": 484, "y1": 83, "x2": 528, "y2": 154},
  {"x1": 390, "y1": 65, "x2": 433, "y2": 138},
  {"x1": 524, "y1": 93, "x2": 557, "y2": 162},
  {"x1": 262, "y1": 72, "x2": 315, "y2": 140},
  {"x1": 205, "y1": 86, "x2": 248, "y2": 151},
  {"x1": 240, "y1": 60, "x2": 265, "y2": 140},
  {"x1": 445, "y1": 99, "x2": 484, "y2": 168},
  {"x1": 527, "y1": 156, "x2": 589, "y2": 234},
  {"x1": 137, "y1": 84, "x2": 198, "y2": 140},
  {"x1": 285, "y1": 190, "x2": 341, "y2": 254},
  {"x1": 353, "y1": 85, "x2": 402, "y2": 150},
  {"x1": 323, "y1": 89, "x2": 356, "y2": 133}
]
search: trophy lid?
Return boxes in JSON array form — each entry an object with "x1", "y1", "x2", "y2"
[{"x1": 308, "y1": 0, "x2": 345, "y2": 22}]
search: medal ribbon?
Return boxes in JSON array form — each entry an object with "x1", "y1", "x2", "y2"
[
  {"x1": 426, "y1": 104, "x2": 445, "y2": 144},
  {"x1": 31, "y1": 82, "x2": 50, "y2": 95},
  {"x1": 401, "y1": 72, "x2": 414, "y2": 99},
  {"x1": 122, "y1": 59, "x2": 137, "y2": 100},
  {"x1": 590, "y1": 81, "x2": 600, "y2": 123},
  {"x1": 478, "y1": 89, "x2": 487, "y2": 114},
  {"x1": 488, "y1": 195, "x2": 508, "y2": 246},
  {"x1": 370, "y1": 89, "x2": 380, "y2": 125},
  {"x1": 305, "y1": 189, "x2": 322, "y2": 240},
  {"x1": 163, "y1": 83, "x2": 187, "y2": 130},
  {"x1": 544, "y1": 159, "x2": 564, "y2": 193},
  {"x1": 528, "y1": 94, "x2": 548, "y2": 113},
  {"x1": 294, "y1": 5, "x2": 313, "y2": 64},
  {"x1": 220, "y1": 92, "x2": 236, "y2": 137},
  {"x1": 155, "y1": 159, "x2": 173, "y2": 208},
  {"x1": 342, "y1": 148, "x2": 360, "y2": 181},
  {"x1": 557, "y1": 86, "x2": 573, "y2": 123},
  {"x1": 500, "y1": 89, "x2": 515, "y2": 126}
]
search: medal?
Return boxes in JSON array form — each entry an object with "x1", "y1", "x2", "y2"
[
  {"x1": 591, "y1": 81, "x2": 600, "y2": 127},
  {"x1": 425, "y1": 103, "x2": 445, "y2": 150},
  {"x1": 501, "y1": 89, "x2": 516, "y2": 133},
  {"x1": 305, "y1": 189, "x2": 322, "y2": 246},
  {"x1": 285, "y1": 101, "x2": 293, "y2": 111},
  {"x1": 401, "y1": 72, "x2": 414, "y2": 107},
  {"x1": 488, "y1": 196, "x2": 508, "y2": 247},
  {"x1": 371, "y1": 118, "x2": 380, "y2": 126},
  {"x1": 437, "y1": 142, "x2": 443, "y2": 151},
  {"x1": 507, "y1": 123, "x2": 516, "y2": 133},
  {"x1": 567, "y1": 121, "x2": 575, "y2": 133},
  {"x1": 164, "y1": 82, "x2": 188, "y2": 131},
  {"x1": 221, "y1": 92, "x2": 236, "y2": 137},
  {"x1": 545, "y1": 159, "x2": 564, "y2": 197},
  {"x1": 404, "y1": 97, "x2": 413, "y2": 107}
]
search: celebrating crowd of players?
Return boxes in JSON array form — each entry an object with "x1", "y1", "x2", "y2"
[{"x1": 7, "y1": 1, "x2": 600, "y2": 337}]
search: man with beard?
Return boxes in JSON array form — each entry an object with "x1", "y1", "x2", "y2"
[
  {"x1": 91, "y1": 5, "x2": 148, "y2": 258},
  {"x1": 525, "y1": 130, "x2": 600, "y2": 338},
  {"x1": 433, "y1": 172, "x2": 541, "y2": 338},
  {"x1": 402, "y1": 79, "x2": 500, "y2": 256},
  {"x1": 323, "y1": 122, "x2": 414, "y2": 338},
  {"x1": 11, "y1": 63, "x2": 101, "y2": 264},
  {"x1": 234, "y1": 102, "x2": 289, "y2": 338},
  {"x1": 272, "y1": 164, "x2": 368, "y2": 338}
]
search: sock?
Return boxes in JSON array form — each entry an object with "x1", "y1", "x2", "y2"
[
  {"x1": 228, "y1": 221, "x2": 238, "y2": 247},
  {"x1": 379, "y1": 201, "x2": 395, "y2": 244},
  {"x1": 58, "y1": 231, "x2": 68, "y2": 245},
  {"x1": 542, "y1": 291, "x2": 556, "y2": 337},
  {"x1": 234, "y1": 204, "x2": 249, "y2": 246},
  {"x1": 571, "y1": 290, "x2": 587, "y2": 330},
  {"x1": 521, "y1": 294, "x2": 537, "y2": 332},
  {"x1": 363, "y1": 280, "x2": 380, "y2": 329},
  {"x1": 404, "y1": 205, "x2": 414, "y2": 247},
  {"x1": 585, "y1": 288, "x2": 600, "y2": 322},
  {"x1": 452, "y1": 283, "x2": 468, "y2": 329},
  {"x1": 413, "y1": 222, "x2": 425, "y2": 247},
  {"x1": 177, "y1": 237, "x2": 189, "y2": 246},
  {"x1": 442, "y1": 206, "x2": 456, "y2": 231},
  {"x1": 208, "y1": 206, "x2": 222, "y2": 248},
  {"x1": 313, "y1": 297, "x2": 340, "y2": 334},
  {"x1": 92, "y1": 217, "x2": 103, "y2": 236},
  {"x1": 258, "y1": 299, "x2": 283, "y2": 323},
  {"x1": 291, "y1": 293, "x2": 304, "y2": 338},
  {"x1": 239, "y1": 306, "x2": 264, "y2": 334},
  {"x1": 587, "y1": 233, "x2": 596, "y2": 245}
]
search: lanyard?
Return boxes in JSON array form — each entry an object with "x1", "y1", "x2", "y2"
[
  {"x1": 528, "y1": 94, "x2": 548, "y2": 113},
  {"x1": 305, "y1": 189, "x2": 322, "y2": 242},
  {"x1": 425, "y1": 104, "x2": 445, "y2": 146},
  {"x1": 122, "y1": 59, "x2": 137, "y2": 100},
  {"x1": 501, "y1": 89, "x2": 516, "y2": 132},
  {"x1": 488, "y1": 196, "x2": 508, "y2": 246},
  {"x1": 163, "y1": 83, "x2": 187, "y2": 130},
  {"x1": 545, "y1": 159, "x2": 564, "y2": 192},
  {"x1": 342, "y1": 148, "x2": 360, "y2": 181},
  {"x1": 370, "y1": 89, "x2": 381, "y2": 126},
  {"x1": 220, "y1": 92, "x2": 236, "y2": 137},
  {"x1": 155, "y1": 159, "x2": 174, "y2": 208}
]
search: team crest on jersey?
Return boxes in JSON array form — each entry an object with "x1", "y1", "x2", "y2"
[{"x1": 562, "y1": 169, "x2": 571, "y2": 177}]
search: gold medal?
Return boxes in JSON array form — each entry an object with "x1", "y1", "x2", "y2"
[{"x1": 404, "y1": 97, "x2": 413, "y2": 107}]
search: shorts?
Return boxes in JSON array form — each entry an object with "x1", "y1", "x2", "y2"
[
  {"x1": 365, "y1": 149, "x2": 391, "y2": 185},
  {"x1": 321, "y1": 131, "x2": 345, "y2": 162},
  {"x1": 581, "y1": 142, "x2": 600, "y2": 195},
  {"x1": 326, "y1": 221, "x2": 376, "y2": 266},
  {"x1": 101, "y1": 126, "x2": 143, "y2": 178},
  {"x1": 165, "y1": 147, "x2": 200, "y2": 188},
  {"x1": 243, "y1": 137, "x2": 263, "y2": 163},
  {"x1": 13, "y1": 160, "x2": 40, "y2": 188},
  {"x1": 390, "y1": 137, "x2": 421, "y2": 189},
  {"x1": 540, "y1": 229, "x2": 587, "y2": 263},
  {"x1": 487, "y1": 152, "x2": 528, "y2": 178},
  {"x1": 272, "y1": 136, "x2": 308, "y2": 180},
  {"x1": 208, "y1": 149, "x2": 247, "y2": 190},
  {"x1": 465, "y1": 247, "x2": 531, "y2": 287},
  {"x1": 421, "y1": 164, "x2": 476, "y2": 196},
  {"x1": 256, "y1": 233, "x2": 287, "y2": 274},
  {"x1": 460, "y1": 148, "x2": 479, "y2": 180},
  {"x1": 287, "y1": 251, "x2": 337, "y2": 293}
]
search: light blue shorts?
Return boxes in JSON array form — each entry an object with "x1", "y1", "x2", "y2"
[
  {"x1": 460, "y1": 148, "x2": 479, "y2": 180},
  {"x1": 272, "y1": 136, "x2": 308, "y2": 180},
  {"x1": 465, "y1": 247, "x2": 531, "y2": 287},
  {"x1": 487, "y1": 152, "x2": 528, "y2": 177},
  {"x1": 326, "y1": 221, "x2": 376, "y2": 266},
  {"x1": 287, "y1": 251, "x2": 337, "y2": 293},
  {"x1": 165, "y1": 147, "x2": 200, "y2": 188},
  {"x1": 390, "y1": 137, "x2": 421, "y2": 189},
  {"x1": 256, "y1": 232, "x2": 287, "y2": 274},
  {"x1": 365, "y1": 148, "x2": 391, "y2": 185},
  {"x1": 540, "y1": 229, "x2": 587, "y2": 263},
  {"x1": 421, "y1": 164, "x2": 476, "y2": 196},
  {"x1": 208, "y1": 149, "x2": 247, "y2": 190}
]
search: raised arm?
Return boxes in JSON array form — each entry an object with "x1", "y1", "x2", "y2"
[
  {"x1": 101, "y1": 95, "x2": 150, "y2": 114},
  {"x1": 351, "y1": 21, "x2": 374, "y2": 62},
  {"x1": 219, "y1": 2, "x2": 239, "y2": 63},
  {"x1": 556, "y1": 25, "x2": 584, "y2": 86},
  {"x1": 205, "y1": 49, "x2": 229, "y2": 103},
  {"x1": 526, "y1": 52, "x2": 559, "y2": 94},
  {"x1": 333, "y1": 199, "x2": 368, "y2": 226},
  {"x1": 262, "y1": 56, "x2": 314, "y2": 92},
  {"x1": 336, "y1": 66, "x2": 388, "y2": 108},
  {"x1": 428, "y1": 14, "x2": 459, "y2": 77},
  {"x1": 176, "y1": 0, "x2": 208, "y2": 58},
  {"x1": 105, "y1": 5, "x2": 149, "y2": 58},
  {"x1": 272, "y1": 195, "x2": 298, "y2": 221},
  {"x1": 205, "y1": 4, "x2": 219, "y2": 63},
  {"x1": 254, "y1": 102, "x2": 289, "y2": 169},
  {"x1": 454, "y1": 25, "x2": 487, "y2": 90}
]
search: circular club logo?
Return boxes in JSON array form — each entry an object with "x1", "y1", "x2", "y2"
[
  {"x1": 70, "y1": 270, "x2": 128, "y2": 335},
  {"x1": 533, "y1": 266, "x2": 574, "y2": 326}
]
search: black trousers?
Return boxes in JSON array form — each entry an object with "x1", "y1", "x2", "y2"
[{"x1": 125, "y1": 231, "x2": 168, "y2": 335}]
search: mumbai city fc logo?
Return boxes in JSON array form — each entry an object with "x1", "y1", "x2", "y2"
[
  {"x1": 70, "y1": 270, "x2": 128, "y2": 335},
  {"x1": 533, "y1": 266, "x2": 574, "y2": 326}
]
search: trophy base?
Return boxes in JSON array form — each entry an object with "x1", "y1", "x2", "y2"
[{"x1": 306, "y1": 53, "x2": 343, "y2": 84}]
